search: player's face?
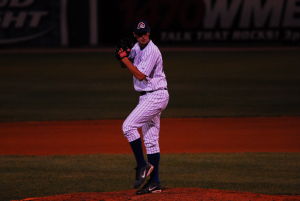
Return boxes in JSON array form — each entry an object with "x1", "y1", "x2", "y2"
[{"x1": 134, "y1": 32, "x2": 150, "y2": 47}]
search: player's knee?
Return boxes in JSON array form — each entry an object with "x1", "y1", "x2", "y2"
[
  {"x1": 144, "y1": 141, "x2": 160, "y2": 154},
  {"x1": 122, "y1": 121, "x2": 128, "y2": 134},
  {"x1": 122, "y1": 120, "x2": 133, "y2": 134},
  {"x1": 122, "y1": 121, "x2": 141, "y2": 142},
  {"x1": 144, "y1": 140, "x2": 157, "y2": 149}
]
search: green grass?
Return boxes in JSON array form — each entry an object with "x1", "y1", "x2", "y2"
[
  {"x1": 0, "y1": 153, "x2": 299, "y2": 201},
  {"x1": 1, "y1": 50, "x2": 300, "y2": 122}
]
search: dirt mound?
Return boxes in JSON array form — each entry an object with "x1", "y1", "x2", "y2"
[{"x1": 15, "y1": 188, "x2": 300, "y2": 201}]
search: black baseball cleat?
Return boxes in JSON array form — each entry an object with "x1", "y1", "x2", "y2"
[
  {"x1": 136, "y1": 181, "x2": 162, "y2": 195},
  {"x1": 133, "y1": 163, "x2": 154, "y2": 189}
]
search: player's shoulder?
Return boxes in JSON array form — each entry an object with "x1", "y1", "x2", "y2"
[
  {"x1": 132, "y1": 42, "x2": 139, "y2": 50},
  {"x1": 147, "y1": 40, "x2": 161, "y2": 54},
  {"x1": 131, "y1": 40, "x2": 161, "y2": 56}
]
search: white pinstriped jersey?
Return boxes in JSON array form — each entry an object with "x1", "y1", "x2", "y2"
[{"x1": 129, "y1": 40, "x2": 167, "y2": 92}]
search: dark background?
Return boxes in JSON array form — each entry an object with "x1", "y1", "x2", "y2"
[{"x1": 1, "y1": 0, "x2": 299, "y2": 48}]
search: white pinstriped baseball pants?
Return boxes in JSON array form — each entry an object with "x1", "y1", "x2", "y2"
[{"x1": 122, "y1": 89, "x2": 169, "y2": 154}]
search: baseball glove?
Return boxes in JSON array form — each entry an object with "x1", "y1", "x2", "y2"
[{"x1": 115, "y1": 36, "x2": 135, "y2": 61}]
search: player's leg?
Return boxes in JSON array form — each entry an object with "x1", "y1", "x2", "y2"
[
  {"x1": 122, "y1": 91, "x2": 169, "y2": 189},
  {"x1": 136, "y1": 91, "x2": 169, "y2": 194},
  {"x1": 141, "y1": 90, "x2": 169, "y2": 184},
  {"x1": 142, "y1": 113, "x2": 161, "y2": 182},
  {"x1": 122, "y1": 95, "x2": 162, "y2": 188},
  {"x1": 122, "y1": 91, "x2": 168, "y2": 144},
  {"x1": 136, "y1": 113, "x2": 162, "y2": 195},
  {"x1": 123, "y1": 106, "x2": 153, "y2": 189}
]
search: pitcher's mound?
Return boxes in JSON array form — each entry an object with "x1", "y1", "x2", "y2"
[{"x1": 15, "y1": 188, "x2": 300, "y2": 201}]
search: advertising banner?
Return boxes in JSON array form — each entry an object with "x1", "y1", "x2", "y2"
[
  {"x1": 100, "y1": 0, "x2": 300, "y2": 46},
  {"x1": 1, "y1": 0, "x2": 299, "y2": 48},
  {"x1": 0, "y1": 0, "x2": 66, "y2": 47}
]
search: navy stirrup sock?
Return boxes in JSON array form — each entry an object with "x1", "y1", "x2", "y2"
[
  {"x1": 147, "y1": 153, "x2": 160, "y2": 183},
  {"x1": 129, "y1": 138, "x2": 147, "y2": 168}
]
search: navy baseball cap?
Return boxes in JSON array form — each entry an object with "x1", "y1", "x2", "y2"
[{"x1": 133, "y1": 20, "x2": 151, "y2": 36}]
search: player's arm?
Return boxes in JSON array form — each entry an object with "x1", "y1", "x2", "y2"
[
  {"x1": 116, "y1": 48, "x2": 146, "y2": 81},
  {"x1": 121, "y1": 57, "x2": 146, "y2": 81}
]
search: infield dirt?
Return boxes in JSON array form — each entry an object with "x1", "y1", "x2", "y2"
[
  {"x1": 1, "y1": 117, "x2": 300, "y2": 155},
  {"x1": 2, "y1": 117, "x2": 300, "y2": 201}
]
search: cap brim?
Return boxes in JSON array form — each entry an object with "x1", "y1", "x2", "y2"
[{"x1": 134, "y1": 31, "x2": 148, "y2": 36}]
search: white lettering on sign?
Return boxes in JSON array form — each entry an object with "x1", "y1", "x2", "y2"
[
  {"x1": 0, "y1": 0, "x2": 51, "y2": 44},
  {"x1": 0, "y1": 0, "x2": 49, "y2": 28},
  {"x1": 240, "y1": 0, "x2": 284, "y2": 28},
  {"x1": 203, "y1": 0, "x2": 300, "y2": 28},
  {"x1": 203, "y1": 0, "x2": 242, "y2": 29},
  {"x1": 197, "y1": 31, "x2": 229, "y2": 40},
  {"x1": 283, "y1": 0, "x2": 300, "y2": 27},
  {"x1": 0, "y1": 11, "x2": 47, "y2": 28},
  {"x1": 161, "y1": 32, "x2": 193, "y2": 41},
  {"x1": 0, "y1": 0, "x2": 34, "y2": 7},
  {"x1": 232, "y1": 30, "x2": 280, "y2": 40},
  {"x1": 284, "y1": 30, "x2": 300, "y2": 41}
]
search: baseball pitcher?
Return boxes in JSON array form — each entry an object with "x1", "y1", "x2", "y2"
[{"x1": 115, "y1": 20, "x2": 169, "y2": 195}]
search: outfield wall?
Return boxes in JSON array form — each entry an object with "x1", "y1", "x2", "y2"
[{"x1": 0, "y1": 0, "x2": 300, "y2": 48}]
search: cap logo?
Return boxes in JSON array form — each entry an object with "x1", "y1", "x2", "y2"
[{"x1": 137, "y1": 22, "x2": 145, "y2": 29}]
